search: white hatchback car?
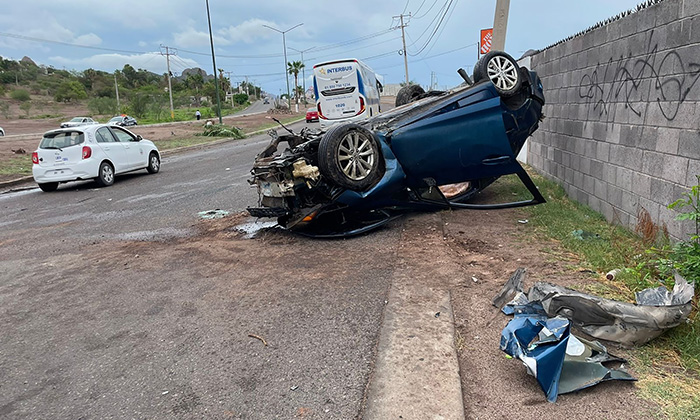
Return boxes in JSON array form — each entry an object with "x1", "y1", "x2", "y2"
[{"x1": 32, "y1": 124, "x2": 160, "y2": 192}]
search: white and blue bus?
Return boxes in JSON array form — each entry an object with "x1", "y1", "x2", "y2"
[{"x1": 312, "y1": 58, "x2": 382, "y2": 129}]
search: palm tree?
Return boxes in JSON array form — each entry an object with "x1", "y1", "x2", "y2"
[{"x1": 287, "y1": 61, "x2": 305, "y2": 105}]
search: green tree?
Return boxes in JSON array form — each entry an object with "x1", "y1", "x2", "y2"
[
  {"x1": 232, "y1": 93, "x2": 248, "y2": 105},
  {"x1": 10, "y1": 89, "x2": 31, "y2": 102},
  {"x1": 287, "y1": 61, "x2": 304, "y2": 103},
  {"x1": 54, "y1": 81, "x2": 88, "y2": 102},
  {"x1": 129, "y1": 93, "x2": 150, "y2": 118},
  {"x1": 88, "y1": 97, "x2": 117, "y2": 115},
  {"x1": 19, "y1": 101, "x2": 32, "y2": 117}
]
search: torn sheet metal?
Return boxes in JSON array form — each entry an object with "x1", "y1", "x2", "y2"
[
  {"x1": 500, "y1": 309, "x2": 635, "y2": 402},
  {"x1": 528, "y1": 273, "x2": 694, "y2": 346},
  {"x1": 495, "y1": 270, "x2": 694, "y2": 347}
]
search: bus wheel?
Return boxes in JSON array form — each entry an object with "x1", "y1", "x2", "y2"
[
  {"x1": 318, "y1": 123, "x2": 384, "y2": 191},
  {"x1": 395, "y1": 84, "x2": 425, "y2": 106}
]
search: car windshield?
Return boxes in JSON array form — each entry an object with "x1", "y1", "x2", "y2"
[
  {"x1": 109, "y1": 117, "x2": 122, "y2": 122},
  {"x1": 39, "y1": 131, "x2": 85, "y2": 149},
  {"x1": 69, "y1": 118, "x2": 83, "y2": 122}
]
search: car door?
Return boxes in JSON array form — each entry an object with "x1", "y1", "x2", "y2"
[
  {"x1": 388, "y1": 86, "x2": 522, "y2": 187},
  {"x1": 94, "y1": 126, "x2": 130, "y2": 172},
  {"x1": 109, "y1": 126, "x2": 146, "y2": 170}
]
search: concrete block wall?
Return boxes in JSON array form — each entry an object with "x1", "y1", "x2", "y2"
[{"x1": 528, "y1": 0, "x2": 700, "y2": 240}]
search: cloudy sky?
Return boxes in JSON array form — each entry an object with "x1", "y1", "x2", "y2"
[{"x1": 1, "y1": 0, "x2": 644, "y2": 94}]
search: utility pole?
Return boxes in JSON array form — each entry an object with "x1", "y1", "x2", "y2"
[
  {"x1": 224, "y1": 71, "x2": 234, "y2": 106},
  {"x1": 393, "y1": 13, "x2": 410, "y2": 84},
  {"x1": 492, "y1": 0, "x2": 510, "y2": 51},
  {"x1": 160, "y1": 45, "x2": 176, "y2": 120},
  {"x1": 114, "y1": 72, "x2": 120, "y2": 112},
  {"x1": 205, "y1": 0, "x2": 222, "y2": 124}
]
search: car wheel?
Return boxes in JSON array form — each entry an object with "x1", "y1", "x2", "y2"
[
  {"x1": 96, "y1": 161, "x2": 115, "y2": 187},
  {"x1": 147, "y1": 152, "x2": 160, "y2": 174},
  {"x1": 38, "y1": 182, "x2": 58, "y2": 192},
  {"x1": 473, "y1": 51, "x2": 522, "y2": 97},
  {"x1": 395, "y1": 84, "x2": 425, "y2": 106},
  {"x1": 318, "y1": 123, "x2": 383, "y2": 191}
]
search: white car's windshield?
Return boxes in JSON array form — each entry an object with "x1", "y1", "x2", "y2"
[{"x1": 70, "y1": 118, "x2": 83, "y2": 122}]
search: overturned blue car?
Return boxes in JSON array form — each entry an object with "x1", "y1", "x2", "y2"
[{"x1": 247, "y1": 51, "x2": 546, "y2": 237}]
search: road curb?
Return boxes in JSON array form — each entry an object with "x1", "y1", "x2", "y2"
[{"x1": 0, "y1": 117, "x2": 305, "y2": 191}]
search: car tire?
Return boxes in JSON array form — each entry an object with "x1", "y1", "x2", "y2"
[
  {"x1": 147, "y1": 152, "x2": 160, "y2": 174},
  {"x1": 318, "y1": 123, "x2": 383, "y2": 191},
  {"x1": 38, "y1": 182, "x2": 58, "y2": 192},
  {"x1": 95, "y1": 161, "x2": 115, "y2": 187},
  {"x1": 472, "y1": 51, "x2": 522, "y2": 97},
  {"x1": 395, "y1": 84, "x2": 425, "y2": 106}
]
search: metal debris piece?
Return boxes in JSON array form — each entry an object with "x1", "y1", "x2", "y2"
[
  {"x1": 500, "y1": 309, "x2": 636, "y2": 402},
  {"x1": 528, "y1": 273, "x2": 694, "y2": 346},
  {"x1": 496, "y1": 270, "x2": 694, "y2": 347},
  {"x1": 198, "y1": 209, "x2": 230, "y2": 219},
  {"x1": 492, "y1": 267, "x2": 526, "y2": 309}
]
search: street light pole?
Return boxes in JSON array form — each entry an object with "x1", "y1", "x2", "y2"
[
  {"x1": 205, "y1": 0, "x2": 222, "y2": 124},
  {"x1": 263, "y1": 23, "x2": 303, "y2": 111},
  {"x1": 288, "y1": 46, "x2": 315, "y2": 105}
]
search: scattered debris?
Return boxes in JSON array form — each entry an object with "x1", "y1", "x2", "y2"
[
  {"x1": 571, "y1": 229, "x2": 601, "y2": 240},
  {"x1": 500, "y1": 310, "x2": 636, "y2": 402},
  {"x1": 198, "y1": 209, "x2": 230, "y2": 219},
  {"x1": 495, "y1": 270, "x2": 695, "y2": 346},
  {"x1": 233, "y1": 220, "x2": 278, "y2": 238},
  {"x1": 517, "y1": 219, "x2": 529, "y2": 224},
  {"x1": 605, "y1": 269, "x2": 621, "y2": 280},
  {"x1": 471, "y1": 276, "x2": 479, "y2": 283},
  {"x1": 493, "y1": 268, "x2": 695, "y2": 401},
  {"x1": 12, "y1": 148, "x2": 26, "y2": 154},
  {"x1": 290, "y1": 385, "x2": 299, "y2": 391},
  {"x1": 434, "y1": 312, "x2": 441, "y2": 318},
  {"x1": 248, "y1": 334, "x2": 268, "y2": 346},
  {"x1": 162, "y1": 391, "x2": 169, "y2": 395}
]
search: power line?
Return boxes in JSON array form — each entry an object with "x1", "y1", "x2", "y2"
[
  {"x1": 408, "y1": 0, "x2": 456, "y2": 56},
  {"x1": 413, "y1": 0, "x2": 440, "y2": 19},
  {"x1": 0, "y1": 31, "x2": 155, "y2": 55}
]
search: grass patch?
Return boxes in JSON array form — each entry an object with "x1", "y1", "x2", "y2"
[
  {"x1": 487, "y1": 168, "x2": 700, "y2": 420},
  {"x1": 0, "y1": 155, "x2": 32, "y2": 176}
]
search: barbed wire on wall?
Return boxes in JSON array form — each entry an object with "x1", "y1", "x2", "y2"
[{"x1": 537, "y1": 0, "x2": 667, "y2": 53}]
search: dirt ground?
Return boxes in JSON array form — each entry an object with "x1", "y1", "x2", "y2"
[{"x1": 101, "y1": 206, "x2": 656, "y2": 419}]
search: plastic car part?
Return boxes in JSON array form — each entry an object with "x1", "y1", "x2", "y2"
[
  {"x1": 38, "y1": 182, "x2": 59, "y2": 192},
  {"x1": 395, "y1": 84, "x2": 426, "y2": 106},
  {"x1": 473, "y1": 51, "x2": 522, "y2": 97},
  {"x1": 317, "y1": 123, "x2": 383, "y2": 191}
]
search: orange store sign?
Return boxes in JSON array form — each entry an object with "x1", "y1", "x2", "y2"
[{"x1": 480, "y1": 28, "x2": 493, "y2": 54}]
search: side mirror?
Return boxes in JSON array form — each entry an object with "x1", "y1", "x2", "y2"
[{"x1": 136, "y1": 135, "x2": 143, "y2": 141}]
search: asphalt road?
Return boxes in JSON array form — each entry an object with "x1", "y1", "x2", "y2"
[{"x1": 0, "y1": 121, "x2": 403, "y2": 419}]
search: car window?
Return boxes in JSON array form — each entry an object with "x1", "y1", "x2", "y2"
[
  {"x1": 39, "y1": 132, "x2": 85, "y2": 149},
  {"x1": 110, "y1": 127, "x2": 136, "y2": 142},
  {"x1": 95, "y1": 127, "x2": 117, "y2": 143}
]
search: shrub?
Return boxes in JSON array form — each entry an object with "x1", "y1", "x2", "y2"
[
  {"x1": 88, "y1": 97, "x2": 117, "y2": 115},
  {"x1": 19, "y1": 101, "x2": 32, "y2": 117},
  {"x1": 198, "y1": 124, "x2": 245, "y2": 138},
  {"x1": 10, "y1": 89, "x2": 31, "y2": 102}
]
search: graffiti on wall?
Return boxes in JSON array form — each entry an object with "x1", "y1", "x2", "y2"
[{"x1": 578, "y1": 30, "x2": 700, "y2": 121}]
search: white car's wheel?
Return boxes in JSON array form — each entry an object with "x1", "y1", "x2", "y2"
[{"x1": 96, "y1": 162, "x2": 115, "y2": 187}]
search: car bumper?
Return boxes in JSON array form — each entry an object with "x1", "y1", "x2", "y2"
[
  {"x1": 33, "y1": 161, "x2": 97, "y2": 183},
  {"x1": 319, "y1": 113, "x2": 366, "y2": 129}
]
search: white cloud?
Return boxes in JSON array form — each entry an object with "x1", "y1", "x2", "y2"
[
  {"x1": 138, "y1": 41, "x2": 148, "y2": 47},
  {"x1": 48, "y1": 53, "x2": 201, "y2": 75},
  {"x1": 74, "y1": 33, "x2": 102, "y2": 46},
  {"x1": 172, "y1": 26, "x2": 230, "y2": 48}
]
